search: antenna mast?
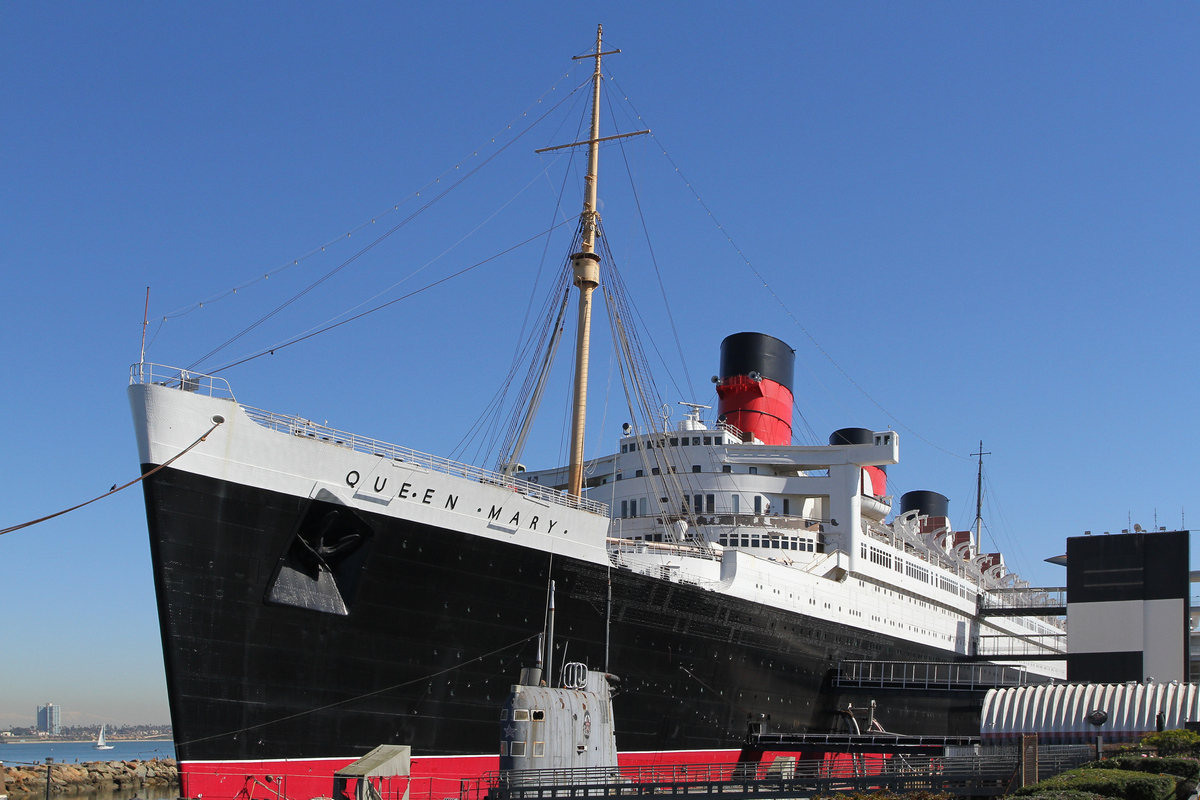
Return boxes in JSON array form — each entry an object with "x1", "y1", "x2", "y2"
[{"x1": 972, "y1": 441, "x2": 990, "y2": 551}]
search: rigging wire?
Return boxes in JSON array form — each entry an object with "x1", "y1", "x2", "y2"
[
  {"x1": 254, "y1": 155, "x2": 571, "y2": 374},
  {"x1": 187, "y1": 78, "x2": 591, "y2": 373},
  {"x1": 207, "y1": 219, "x2": 577, "y2": 375},
  {"x1": 605, "y1": 72, "x2": 971, "y2": 463},
  {"x1": 155, "y1": 71, "x2": 584, "y2": 323},
  {"x1": 604, "y1": 88, "x2": 695, "y2": 401},
  {"x1": 172, "y1": 632, "x2": 541, "y2": 748}
]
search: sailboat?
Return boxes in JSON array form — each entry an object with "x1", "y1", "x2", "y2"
[{"x1": 93, "y1": 724, "x2": 114, "y2": 750}]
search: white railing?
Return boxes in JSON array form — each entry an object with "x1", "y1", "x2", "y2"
[
  {"x1": 130, "y1": 362, "x2": 235, "y2": 399},
  {"x1": 130, "y1": 363, "x2": 607, "y2": 516}
]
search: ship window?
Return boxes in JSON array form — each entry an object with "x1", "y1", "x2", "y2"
[
  {"x1": 533, "y1": 742, "x2": 545, "y2": 757},
  {"x1": 751, "y1": 536, "x2": 760, "y2": 547},
  {"x1": 790, "y1": 539, "x2": 798, "y2": 551},
  {"x1": 639, "y1": 498, "x2": 648, "y2": 516},
  {"x1": 510, "y1": 741, "x2": 526, "y2": 757},
  {"x1": 692, "y1": 465, "x2": 701, "y2": 473},
  {"x1": 532, "y1": 710, "x2": 545, "y2": 721},
  {"x1": 681, "y1": 437, "x2": 688, "y2": 446},
  {"x1": 749, "y1": 467, "x2": 758, "y2": 475},
  {"x1": 719, "y1": 536, "x2": 728, "y2": 546},
  {"x1": 621, "y1": 444, "x2": 628, "y2": 453},
  {"x1": 771, "y1": 537, "x2": 780, "y2": 549},
  {"x1": 754, "y1": 496, "x2": 762, "y2": 514},
  {"x1": 670, "y1": 437, "x2": 679, "y2": 446},
  {"x1": 782, "y1": 499, "x2": 790, "y2": 515},
  {"x1": 651, "y1": 467, "x2": 661, "y2": 475},
  {"x1": 715, "y1": 436, "x2": 723, "y2": 445},
  {"x1": 501, "y1": 709, "x2": 508, "y2": 720},
  {"x1": 513, "y1": 710, "x2": 529, "y2": 721},
  {"x1": 706, "y1": 494, "x2": 715, "y2": 513},
  {"x1": 682, "y1": 495, "x2": 689, "y2": 513},
  {"x1": 694, "y1": 495, "x2": 703, "y2": 514},
  {"x1": 635, "y1": 469, "x2": 644, "y2": 478},
  {"x1": 692, "y1": 437, "x2": 701, "y2": 446},
  {"x1": 703, "y1": 436, "x2": 711, "y2": 445},
  {"x1": 620, "y1": 501, "x2": 628, "y2": 518},
  {"x1": 499, "y1": 742, "x2": 507, "y2": 756},
  {"x1": 741, "y1": 535, "x2": 750, "y2": 547},
  {"x1": 646, "y1": 439, "x2": 653, "y2": 449},
  {"x1": 722, "y1": 465, "x2": 731, "y2": 473},
  {"x1": 732, "y1": 495, "x2": 740, "y2": 514},
  {"x1": 629, "y1": 501, "x2": 638, "y2": 518},
  {"x1": 615, "y1": 473, "x2": 622, "y2": 481}
]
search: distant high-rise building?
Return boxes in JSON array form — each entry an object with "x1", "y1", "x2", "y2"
[{"x1": 36, "y1": 703, "x2": 60, "y2": 735}]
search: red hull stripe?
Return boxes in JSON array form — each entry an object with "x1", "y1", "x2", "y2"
[{"x1": 179, "y1": 750, "x2": 746, "y2": 800}]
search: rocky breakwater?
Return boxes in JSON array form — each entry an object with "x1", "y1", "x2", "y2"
[{"x1": 3, "y1": 759, "x2": 179, "y2": 795}]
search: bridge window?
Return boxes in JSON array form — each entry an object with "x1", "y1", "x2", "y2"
[
  {"x1": 510, "y1": 741, "x2": 526, "y2": 757},
  {"x1": 635, "y1": 469, "x2": 644, "y2": 478},
  {"x1": 513, "y1": 710, "x2": 529, "y2": 721},
  {"x1": 499, "y1": 742, "x2": 507, "y2": 756},
  {"x1": 670, "y1": 437, "x2": 679, "y2": 446},
  {"x1": 703, "y1": 436, "x2": 711, "y2": 445},
  {"x1": 621, "y1": 444, "x2": 628, "y2": 453},
  {"x1": 532, "y1": 710, "x2": 545, "y2": 720},
  {"x1": 533, "y1": 742, "x2": 545, "y2": 757},
  {"x1": 692, "y1": 437, "x2": 701, "y2": 446},
  {"x1": 715, "y1": 436, "x2": 723, "y2": 445},
  {"x1": 651, "y1": 467, "x2": 660, "y2": 475}
]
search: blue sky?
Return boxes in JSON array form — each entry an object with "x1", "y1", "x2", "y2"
[{"x1": 1, "y1": 3, "x2": 1197, "y2": 727}]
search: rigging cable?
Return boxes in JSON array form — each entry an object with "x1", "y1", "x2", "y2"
[
  {"x1": 605, "y1": 85, "x2": 695, "y2": 401},
  {"x1": 187, "y1": 76, "x2": 592, "y2": 373},
  {"x1": 606, "y1": 72, "x2": 970, "y2": 462},
  {"x1": 173, "y1": 632, "x2": 542, "y2": 748},
  {"x1": 208, "y1": 219, "x2": 577, "y2": 375},
  {"x1": 156, "y1": 71, "x2": 585, "y2": 324},
  {"x1": 0, "y1": 420, "x2": 223, "y2": 537}
]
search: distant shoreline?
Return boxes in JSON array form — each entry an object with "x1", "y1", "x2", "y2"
[{"x1": 2, "y1": 738, "x2": 172, "y2": 745}]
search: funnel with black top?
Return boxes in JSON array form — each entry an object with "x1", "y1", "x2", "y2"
[{"x1": 714, "y1": 332, "x2": 795, "y2": 445}]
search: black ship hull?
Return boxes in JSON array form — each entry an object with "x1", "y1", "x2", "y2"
[{"x1": 143, "y1": 464, "x2": 980, "y2": 766}]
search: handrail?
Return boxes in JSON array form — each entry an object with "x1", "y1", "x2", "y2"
[
  {"x1": 130, "y1": 363, "x2": 607, "y2": 516},
  {"x1": 130, "y1": 362, "x2": 235, "y2": 400}
]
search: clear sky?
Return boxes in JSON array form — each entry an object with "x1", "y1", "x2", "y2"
[{"x1": 1, "y1": 3, "x2": 1197, "y2": 728}]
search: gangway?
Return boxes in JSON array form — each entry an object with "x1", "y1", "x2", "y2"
[{"x1": 978, "y1": 587, "x2": 1066, "y2": 617}]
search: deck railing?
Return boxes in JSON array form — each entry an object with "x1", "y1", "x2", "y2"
[{"x1": 130, "y1": 363, "x2": 607, "y2": 517}]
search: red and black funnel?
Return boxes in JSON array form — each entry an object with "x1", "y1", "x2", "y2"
[{"x1": 715, "y1": 332, "x2": 795, "y2": 445}]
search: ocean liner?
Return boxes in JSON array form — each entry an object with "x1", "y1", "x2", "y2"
[{"x1": 129, "y1": 27, "x2": 1065, "y2": 800}]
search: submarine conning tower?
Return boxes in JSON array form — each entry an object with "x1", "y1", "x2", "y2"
[{"x1": 714, "y1": 332, "x2": 795, "y2": 446}]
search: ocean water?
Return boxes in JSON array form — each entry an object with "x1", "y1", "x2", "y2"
[{"x1": 0, "y1": 740, "x2": 175, "y2": 767}]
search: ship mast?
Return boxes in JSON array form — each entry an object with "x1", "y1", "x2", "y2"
[
  {"x1": 565, "y1": 25, "x2": 606, "y2": 499},
  {"x1": 532, "y1": 26, "x2": 647, "y2": 498},
  {"x1": 972, "y1": 440, "x2": 990, "y2": 551}
]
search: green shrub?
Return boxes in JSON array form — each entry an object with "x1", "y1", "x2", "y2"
[
  {"x1": 1141, "y1": 731, "x2": 1200, "y2": 756},
  {"x1": 816, "y1": 792, "x2": 951, "y2": 800},
  {"x1": 1086, "y1": 758, "x2": 1200, "y2": 781},
  {"x1": 1013, "y1": 768, "x2": 1177, "y2": 800},
  {"x1": 1011, "y1": 792, "x2": 1106, "y2": 800}
]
